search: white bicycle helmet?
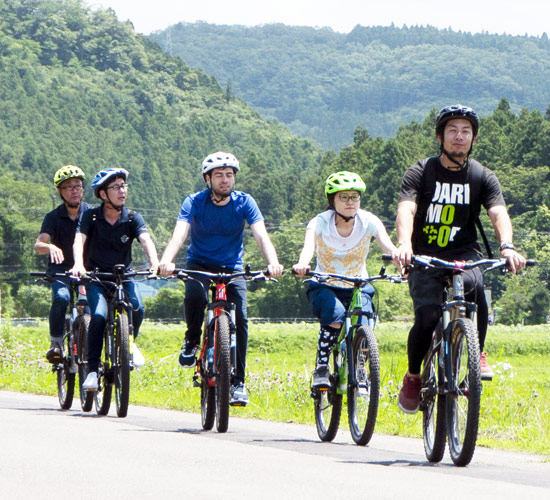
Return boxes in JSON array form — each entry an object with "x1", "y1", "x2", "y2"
[
  {"x1": 91, "y1": 167, "x2": 129, "y2": 198},
  {"x1": 201, "y1": 151, "x2": 240, "y2": 176}
]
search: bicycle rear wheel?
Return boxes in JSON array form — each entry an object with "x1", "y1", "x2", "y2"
[
  {"x1": 314, "y1": 356, "x2": 342, "y2": 442},
  {"x1": 347, "y1": 326, "x2": 380, "y2": 445},
  {"x1": 446, "y1": 318, "x2": 481, "y2": 466},
  {"x1": 200, "y1": 333, "x2": 216, "y2": 430},
  {"x1": 113, "y1": 309, "x2": 130, "y2": 418},
  {"x1": 421, "y1": 328, "x2": 446, "y2": 463},
  {"x1": 57, "y1": 329, "x2": 75, "y2": 410},
  {"x1": 95, "y1": 328, "x2": 113, "y2": 416},
  {"x1": 76, "y1": 314, "x2": 94, "y2": 412},
  {"x1": 215, "y1": 314, "x2": 231, "y2": 433}
]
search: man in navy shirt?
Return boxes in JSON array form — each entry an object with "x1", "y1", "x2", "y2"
[
  {"x1": 159, "y1": 152, "x2": 283, "y2": 406},
  {"x1": 72, "y1": 168, "x2": 159, "y2": 391},
  {"x1": 35, "y1": 165, "x2": 92, "y2": 363}
]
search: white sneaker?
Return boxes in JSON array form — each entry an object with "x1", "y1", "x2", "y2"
[
  {"x1": 132, "y1": 344, "x2": 145, "y2": 368},
  {"x1": 83, "y1": 372, "x2": 98, "y2": 391}
]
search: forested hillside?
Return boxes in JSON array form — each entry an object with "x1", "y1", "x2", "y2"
[
  {"x1": 1, "y1": 0, "x2": 549, "y2": 324},
  {"x1": 150, "y1": 23, "x2": 550, "y2": 149}
]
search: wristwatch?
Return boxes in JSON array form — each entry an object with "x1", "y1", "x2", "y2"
[{"x1": 500, "y1": 242, "x2": 515, "y2": 251}]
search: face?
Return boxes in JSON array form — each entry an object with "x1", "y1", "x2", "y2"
[
  {"x1": 439, "y1": 118, "x2": 476, "y2": 160},
  {"x1": 101, "y1": 176, "x2": 128, "y2": 206},
  {"x1": 57, "y1": 178, "x2": 84, "y2": 208},
  {"x1": 207, "y1": 167, "x2": 236, "y2": 197},
  {"x1": 333, "y1": 190, "x2": 361, "y2": 217}
]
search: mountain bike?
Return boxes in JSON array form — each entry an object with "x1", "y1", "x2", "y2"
[
  {"x1": 82, "y1": 265, "x2": 153, "y2": 418},
  {"x1": 390, "y1": 255, "x2": 535, "y2": 466},
  {"x1": 173, "y1": 265, "x2": 276, "y2": 433},
  {"x1": 298, "y1": 267, "x2": 402, "y2": 445},
  {"x1": 30, "y1": 271, "x2": 91, "y2": 411}
]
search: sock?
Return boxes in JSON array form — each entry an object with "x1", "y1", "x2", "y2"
[{"x1": 316, "y1": 325, "x2": 340, "y2": 367}]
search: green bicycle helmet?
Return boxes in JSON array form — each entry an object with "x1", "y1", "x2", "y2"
[
  {"x1": 325, "y1": 171, "x2": 366, "y2": 196},
  {"x1": 54, "y1": 165, "x2": 85, "y2": 187}
]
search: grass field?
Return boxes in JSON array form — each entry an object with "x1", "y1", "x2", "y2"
[{"x1": 1, "y1": 319, "x2": 549, "y2": 457}]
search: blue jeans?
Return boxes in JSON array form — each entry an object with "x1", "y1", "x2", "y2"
[
  {"x1": 306, "y1": 281, "x2": 374, "y2": 327},
  {"x1": 86, "y1": 280, "x2": 144, "y2": 373},
  {"x1": 49, "y1": 278, "x2": 71, "y2": 339},
  {"x1": 184, "y1": 261, "x2": 248, "y2": 384}
]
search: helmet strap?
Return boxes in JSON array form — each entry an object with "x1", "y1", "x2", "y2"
[
  {"x1": 103, "y1": 191, "x2": 123, "y2": 212},
  {"x1": 334, "y1": 211, "x2": 355, "y2": 223}
]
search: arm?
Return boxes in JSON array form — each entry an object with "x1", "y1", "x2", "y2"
[
  {"x1": 71, "y1": 232, "x2": 87, "y2": 276},
  {"x1": 250, "y1": 220, "x2": 283, "y2": 277},
  {"x1": 395, "y1": 199, "x2": 417, "y2": 267},
  {"x1": 374, "y1": 226, "x2": 398, "y2": 256},
  {"x1": 158, "y1": 220, "x2": 190, "y2": 275},
  {"x1": 487, "y1": 205, "x2": 526, "y2": 273},
  {"x1": 35, "y1": 233, "x2": 65, "y2": 265},
  {"x1": 292, "y1": 225, "x2": 316, "y2": 277},
  {"x1": 138, "y1": 232, "x2": 160, "y2": 272}
]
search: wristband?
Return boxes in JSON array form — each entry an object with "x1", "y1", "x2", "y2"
[{"x1": 500, "y1": 242, "x2": 515, "y2": 251}]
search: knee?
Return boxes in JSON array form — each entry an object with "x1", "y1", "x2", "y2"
[{"x1": 415, "y1": 305, "x2": 440, "y2": 332}]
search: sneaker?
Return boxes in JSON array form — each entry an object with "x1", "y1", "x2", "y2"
[
  {"x1": 480, "y1": 352, "x2": 494, "y2": 381},
  {"x1": 230, "y1": 382, "x2": 249, "y2": 406},
  {"x1": 178, "y1": 340, "x2": 198, "y2": 368},
  {"x1": 46, "y1": 340, "x2": 63, "y2": 364},
  {"x1": 82, "y1": 372, "x2": 98, "y2": 391},
  {"x1": 398, "y1": 373, "x2": 422, "y2": 414},
  {"x1": 132, "y1": 344, "x2": 145, "y2": 368},
  {"x1": 312, "y1": 365, "x2": 330, "y2": 390}
]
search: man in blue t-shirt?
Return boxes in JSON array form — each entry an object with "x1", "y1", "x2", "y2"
[
  {"x1": 35, "y1": 165, "x2": 92, "y2": 363},
  {"x1": 159, "y1": 151, "x2": 283, "y2": 406}
]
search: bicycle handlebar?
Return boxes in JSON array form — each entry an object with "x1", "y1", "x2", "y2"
[
  {"x1": 171, "y1": 266, "x2": 277, "y2": 284},
  {"x1": 292, "y1": 267, "x2": 402, "y2": 285},
  {"x1": 381, "y1": 253, "x2": 536, "y2": 272}
]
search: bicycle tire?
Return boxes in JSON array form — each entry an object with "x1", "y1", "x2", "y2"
[
  {"x1": 314, "y1": 355, "x2": 343, "y2": 442},
  {"x1": 446, "y1": 318, "x2": 481, "y2": 466},
  {"x1": 57, "y1": 330, "x2": 75, "y2": 410},
  {"x1": 76, "y1": 314, "x2": 94, "y2": 412},
  {"x1": 215, "y1": 314, "x2": 231, "y2": 433},
  {"x1": 347, "y1": 326, "x2": 380, "y2": 445},
  {"x1": 421, "y1": 328, "x2": 447, "y2": 463},
  {"x1": 95, "y1": 326, "x2": 113, "y2": 416},
  {"x1": 114, "y1": 309, "x2": 130, "y2": 418},
  {"x1": 201, "y1": 371, "x2": 216, "y2": 430}
]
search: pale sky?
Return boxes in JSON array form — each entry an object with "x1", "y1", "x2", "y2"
[{"x1": 87, "y1": 0, "x2": 549, "y2": 37}]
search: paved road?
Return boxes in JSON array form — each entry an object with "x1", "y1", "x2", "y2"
[{"x1": 0, "y1": 390, "x2": 548, "y2": 500}]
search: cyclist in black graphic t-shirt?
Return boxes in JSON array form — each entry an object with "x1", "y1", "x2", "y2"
[{"x1": 394, "y1": 104, "x2": 526, "y2": 414}]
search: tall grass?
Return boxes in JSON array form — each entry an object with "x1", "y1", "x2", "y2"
[{"x1": 1, "y1": 319, "x2": 549, "y2": 457}]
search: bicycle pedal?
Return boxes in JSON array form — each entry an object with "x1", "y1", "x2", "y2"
[{"x1": 229, "y1": 401, "x2": 247, "y2": 407}]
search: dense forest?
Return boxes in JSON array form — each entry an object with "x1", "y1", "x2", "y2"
[
  {"x1": 150, "y1": 22, "x2": 550, "y2": 149},
  {"x1": 1, "y1": 0, "x2": 549, "y2": 325}
]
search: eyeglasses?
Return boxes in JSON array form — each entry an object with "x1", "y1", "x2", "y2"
[
  {"x1": 60, "y1": 184, "x2": 84, "y2": 192},
  {"x1": 337, "y1": 193, "x2": 361, "y2": 203},
  {"x1": 107, "y1": 183, "x2": 129, "y2": 191}
]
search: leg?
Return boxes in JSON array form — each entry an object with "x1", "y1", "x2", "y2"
[
  {"x1": 47, "y1": 278, "x2": 70, "y2": 362},
  {"x1": 227, "y1": 276, "x2": 248, "y2": 384},
  {"x1": 85, "y1": 282, "x2": 108, "y2": 374},
  {"x1": 123, "y1": 279, "x2": 144, "y2": 337}
]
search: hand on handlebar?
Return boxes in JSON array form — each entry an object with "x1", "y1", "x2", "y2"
[
  {"x1": 158, "y1": 262, "x2": 176, "y2": 276},
  {"x1": 266, "y1": 263, "x2": 284, "y2": 278},
  {"x1": 291, "y1": 263, "x2": 310, "y2": 277},
  {"x1": 501, "y1": 248, "x2": 527, "y2": 274}
]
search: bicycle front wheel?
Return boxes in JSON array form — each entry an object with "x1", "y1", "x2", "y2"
[
  {"x1": 114, "y1": 309, "x2": 130, "y2": 418},
  {"x1": 76, "y1": 314, "x2": 93, "y2": 412},
  {"x1": 214, "y1": 314, "x2": 231, "y2": 433},
  {"x1": 57, "y1": 330, "x2": 75, "y2": 410},
  {"x1": 446, "y1": 318, "x2": 481, "y2": 466},
  {"x1": 314, "y1": 356, "x2": 342, "y2": 442},
  {"x1": 347, "y1": 326, "x2": 380, "y2": 445},
  {"x1": 421, "y1": 329, "x2": 446, "y2": 463}
]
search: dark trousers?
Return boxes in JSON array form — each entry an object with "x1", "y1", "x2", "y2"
[{"x1": 184, "y1": 261, "x2": 248, "y2": 384}]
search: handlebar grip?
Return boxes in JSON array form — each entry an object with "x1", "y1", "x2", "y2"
[
  {"x1": 381, "y1": 254, "x2": 393, "y2": 261},
  {"x1": 526, "y1": 259, "x2": 537, "y2": 267}
]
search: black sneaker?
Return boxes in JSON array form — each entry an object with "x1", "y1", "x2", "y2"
[
  {"x1": 230, "y1": 382, "x2": 249, "y2": 406},
  {"x1": 178, "y1": 340, "x2": 198, "y2": 368},
  {"x1": 312, "y1": 365, "x2": 330, "y2": 390},
  {"x1": 46, "y1": 340, "x2": 63, "y2": 364}
]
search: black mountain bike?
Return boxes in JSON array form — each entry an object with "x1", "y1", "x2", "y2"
[
  {"x1": 31, "y1": 271, "x2": 91, "y2": 411},
  {"x1": 173, "y1": 266, "x2": 275, "y2": 433},
  {"x1": 393, "y1": 255, "x2": 535, "y2": 466},
  {"x1": 82, "y1": 265, "x2": 152, "y2": 418}
]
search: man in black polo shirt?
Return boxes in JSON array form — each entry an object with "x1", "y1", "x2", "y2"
[
  {"x1": 71, "y1": 168, "x2": 159, "y2": 391},
  {"x1": 35, "y1": 165, "x2": 92, "y2": 363}
]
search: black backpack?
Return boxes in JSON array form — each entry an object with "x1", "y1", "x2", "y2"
[{"x1": 415, "y1": 157, "x2": 493, "y2": 258}]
